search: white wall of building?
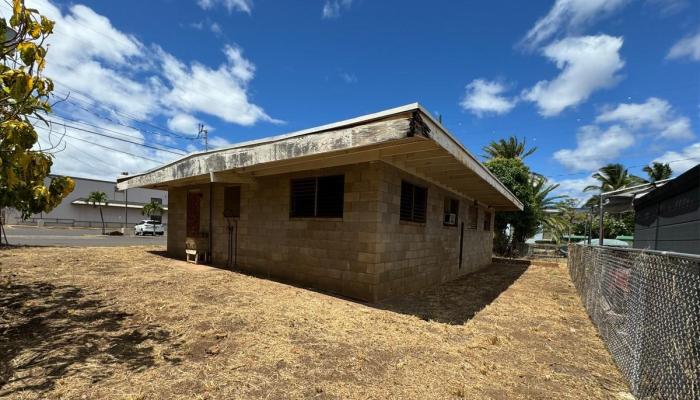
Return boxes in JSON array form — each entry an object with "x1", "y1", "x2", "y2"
[{"x1": 4, "y1": 175, "x2": 168, "y2": 227}]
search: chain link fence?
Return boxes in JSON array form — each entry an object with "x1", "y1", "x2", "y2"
[{"x1": 568, "y1": 244, "x2": 699, "y2": 399}]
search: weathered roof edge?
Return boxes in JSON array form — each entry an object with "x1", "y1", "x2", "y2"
[
  {"x1": 117, "y1": 102, "x2": 523, "y2": 210},
  {"x1": 117, "y1": 103, "x2": 422, "y2": 183},
  {"x1": 412, "y1": 104, "x2": 523, "y2": 210}
]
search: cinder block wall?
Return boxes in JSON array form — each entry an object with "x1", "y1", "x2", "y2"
[
  {"x1": 166, "y1": 161, "x2": 495, "y2": 301},
  {"x1": 167, "y1": 162, "x2": 383, "y2": 300},
  {"x1": 167, "y1": 184, "x2": 211, "y2": 258},
  {"x1": 225, "y1": 162, "x2": 382, "y2": 300},
  {"x1": 373, "y1": 162, "x2": 494, "y2": 300}
]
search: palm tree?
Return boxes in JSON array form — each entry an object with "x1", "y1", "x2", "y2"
[
  {"x1": 87, "y1": 191, "x2": 108, "y2": 235},
  {"x1": 583, "y1": 163, "x2": 644, "y2": 207},
  {"x1": 483, "y1": 136, "x2": 537, "y2": 160},
  {"x1": 142, "y1": 201, "x2": 164, "y2": 235},
  {"x1": 642, "y1": 162, "x2": 672, "y2": 183},
  {"x1": 531, "y1": 175, "x2": 569, "y2": 241}
]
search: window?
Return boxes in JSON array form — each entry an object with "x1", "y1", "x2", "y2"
[
  {"x1": 151, "y1": 197, "x2": 163, "y2": 204},
  {"x1": 290, "y1": 175, "x2": 344, "y2": 218},
  {"x1": 443, "y1": 197, "x2": 459, "y2": 226},
  {"x1": 483, "y1": 210, "x2": 492, "y2": 231},
  {"x1": 468, "y1": 204, "x2": 478, "y2": 229},
  {"x1": 223, "y1": 186, "x2": 241, "y2": 218},
  {"x1": 400, "y1": 181, "x2": 427, "y2": 223}
]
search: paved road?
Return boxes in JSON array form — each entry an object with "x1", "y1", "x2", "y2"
[{"x1": 2, "y1": 225, "x2": 166, "y2": 246}]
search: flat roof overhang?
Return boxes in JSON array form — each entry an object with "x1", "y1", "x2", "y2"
[
  {"x1": 71, "y1": 199, "x2": 169, "y2": 211},
  {"x1": 117, "y1": 104, "x2": 523, "y2": 212}
]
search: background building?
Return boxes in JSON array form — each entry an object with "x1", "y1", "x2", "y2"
[
  {"x1": 633, "y1": 164, "x2": 699, "y2": 254},
  {"x1": 3, "y1": 175, "x2": 168, "y2": 228}
]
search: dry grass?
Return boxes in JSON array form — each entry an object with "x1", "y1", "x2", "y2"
[{"x1": 0, "y1": 246, "x2": 629, "y2": 399}]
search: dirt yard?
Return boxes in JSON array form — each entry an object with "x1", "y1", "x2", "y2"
[{"x1": 0, "y1": 246, "x2": 629, "y2": 399}]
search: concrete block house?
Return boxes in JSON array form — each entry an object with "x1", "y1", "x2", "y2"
[{"x1": 117, "y1": 104, "x2": 522, "y2": 301}]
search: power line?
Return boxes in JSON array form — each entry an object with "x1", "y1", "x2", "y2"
[
  {"x1": 60, "y1": 139, "x2": 120, "y2": 170},
  {"x1": 54, "y1": 92, "x2": 198, "y2": 141},
  {"x1": 31, "y1": 118, "x2": 187, "y2": 156},
  {"x1": 46, "y1": 114, "x2": 189, "y2": 153},
  {"x1": 0, "y1": 57, "x2": 190, "y2": 141},
  {"x1": 61, "y1": 134, "x2": 163, "y2": 163},
  {"x1": 33, "y1": 124, "x2": 166, "y2": 163},
  {"x1": 51, "y1": 83, "x2": 197, "y2": 140}
]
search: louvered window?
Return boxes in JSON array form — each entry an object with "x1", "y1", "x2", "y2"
[
  {"x1": 290, "y1": 175, "x2": 344, "y2": 218},
  {"x1": 483, "y1": 211, "x2": 492, "y2": 231},
  {"x1": 400, "y1": 181, "x2": 427, "y2": 223},
  {"x1": 468, "y1": 204, "x2": 478, "y2": 229}
]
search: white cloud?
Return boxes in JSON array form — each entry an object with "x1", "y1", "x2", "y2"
[
  {"x1": 159, "y1": 45, "x2": 278, "y2": 126},
  {"x1": 186, "y1": 143, "x2": 200, "y2": 153},
  {"x1": 167, "y1": 114, "x2": 203, "y2": 135},
  {"x1": 152, "y1": 132, "x2": 178, "y2": 145},
  {"x1": 522, "y1": 35, "x2": 624, "y2": 117},
  {"x1": 208, "y1": 136, "x2": 233, "y2": 149},
  {"x1": 647, "y1": 0, "x2": 689, "y2": 16},
  {"x1": 197, "y1": 0, "x2": 252, "y2": 14},
  {"x1": 552, "y1": 176, "x2": 598, "y2": 204},
  {"x1": 667, "y1": 32, "x2": 700, "y2": 62},
  {"x1": 655, "y1": 142, "x2": 700, "y2": 174},
  {"x1": 552, "y1": 98, "x2": 695, "y2": 173},
  {"x1": 2, "y1": 0, "x2": 276, "y2": 180},
  {"x1": 36, "y1": 0, "x2": 272, "y2": 123},
  {"x1": 322, "y1": 0, "x2": 352, "y2": 19},
  {"x1": 25, "y1": 0, "x2": 158, "y2": 119},
  {"x1": 553, "y1": 125, "x2": 635, "y2": 171},
  {"x1": 33, "y1": 113, "x2": 174, "y2": 180},
  {"x1": 596, "y1": 97, "x2": 694, "y2": 140},
  {"x1": 189, "y1": 20, "x2": 224, "y2": 36},
  {"x1": 340, "y1": 72, "x2": 357, "y2": 84},
  {"x1": 460, "y1": 79, "x2": 517, "y2": 117},
  {"x1": 520, "y1": 0, "x2": 629, "y2": 49}
]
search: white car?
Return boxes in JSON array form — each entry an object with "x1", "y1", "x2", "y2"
[{"x1": 134, "y1": 220, "x2": 164, "y2": 236}]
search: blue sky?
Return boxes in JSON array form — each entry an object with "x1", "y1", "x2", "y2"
[{"x1": 7, "y1": 0, "x2": 700, "y2": 202}]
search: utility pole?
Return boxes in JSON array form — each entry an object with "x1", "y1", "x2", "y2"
[
  {"x1": 198, "y1": 124, "x2": 208, "y2": 151},
  {"x1": 121, "y1": 172, "x2": 129, "y2": 231}
]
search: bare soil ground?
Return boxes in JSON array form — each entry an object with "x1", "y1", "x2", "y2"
[{"x1": 0, "y1": 246, "x2": 629, "y2": 399}]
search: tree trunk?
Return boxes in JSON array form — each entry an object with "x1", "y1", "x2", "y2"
[{"x1": 99, "y1": 207, "x2": 105, "y2": 235}]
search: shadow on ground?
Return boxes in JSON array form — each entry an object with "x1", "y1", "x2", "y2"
[
  {"x1": 145, "y1": 250, "x2": 528, "y2": 326},
  {"x1": 0, "y1": 278, "x2": 182, "y2": 396},
  {"x1": 146, "y1": 249, "x2": 170, "y2": 258},
  {"x1": 377, "y1": 263, "x2": 528, "y2": 325}
]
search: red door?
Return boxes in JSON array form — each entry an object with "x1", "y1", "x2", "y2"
[{"x1": 186, "y1": 192, "x2": 202, "y2": 236}]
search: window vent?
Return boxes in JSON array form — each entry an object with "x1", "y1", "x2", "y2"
[
  {"x1": 443, "y1": 197, "x2": 459, "y2": 226},
  {"x1": 484, "y1": 211, "x2": 492, "y2": 231},
  {"x1": 468, "y1": 204, "x2": 478, "y2": 229},
  {"x1": 290, "y1": 175, "x2": 344, "y2": 218},
  {"x1": 400, "y1": 181, "x2": 427, "y2": 223}
]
